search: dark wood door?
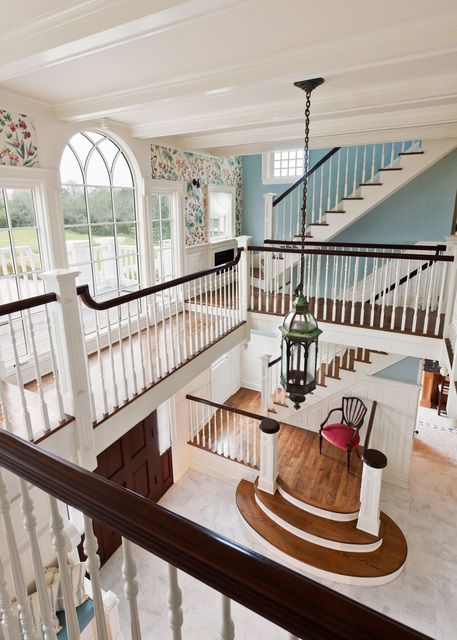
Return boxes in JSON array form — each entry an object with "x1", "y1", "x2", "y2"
[{"x1": 93, "y1": 410, "x2": 173, "y2": 564}]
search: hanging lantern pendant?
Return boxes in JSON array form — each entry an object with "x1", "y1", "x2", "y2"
[{"x1": 279, "y1": 78, "x2": 324, "y2": 410}]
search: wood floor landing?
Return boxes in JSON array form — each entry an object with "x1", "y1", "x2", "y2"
[
  {"x1": 190, "y1": 387, "x2": 363, "y2": 514},
  {"x1": 236, "y1": 480, "x2": 407, "y2": 584}
]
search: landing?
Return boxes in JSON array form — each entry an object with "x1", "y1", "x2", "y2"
[{"x1": 224, "y1": 387, "x2": 362, "y2": 514}]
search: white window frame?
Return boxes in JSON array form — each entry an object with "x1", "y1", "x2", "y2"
[
  {"x1": 207, "y1": 184, "x2": 235, "y2": 243},
  {"x1": 261, "y1": 149, "x2": 304, "y2": 185},
  {"x1": 145, "y1": 179, "x2": 185, "y2": 286}
]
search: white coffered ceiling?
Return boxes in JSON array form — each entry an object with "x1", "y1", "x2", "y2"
[{"x1": 1, "y1": 0, "x2": 457, "y2": 154}]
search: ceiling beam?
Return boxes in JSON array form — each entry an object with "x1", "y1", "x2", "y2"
[
  {"x1": 0, "y1": 0, "x2": 256, "y2": 82},
  {"x1": 53, "y1": 11, "x2": 457, "y2": 122}
]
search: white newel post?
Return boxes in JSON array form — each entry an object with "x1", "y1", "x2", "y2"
[
  {"x1": 236, "y1": 235, "x2": 252, "y2": 320},
  {"x1": 258, "y1": 418, "x2": 280, "y2": 495},
  {"x1": 263, "y1": 193, "x2": 275, "y2": 240},
  {"x1": 356, "y1": 449, "x2": 387, "y2": 536},
  {"x1": 260, "y1": 354, "x2": 272, "y2": 413},
  {"x1": 42, "y1": 269, "x2": 96, "y2": 470}
]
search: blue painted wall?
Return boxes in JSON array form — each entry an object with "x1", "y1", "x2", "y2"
[
  {"x1": 373, "y1": 357, "x2": 421, "y2": 385},
  {"x1": 242, "y1": 146, "x2": 457, "y2": 244},
  {"x1": 242, "y1": 148, "x2": 330, "y2": 245}
]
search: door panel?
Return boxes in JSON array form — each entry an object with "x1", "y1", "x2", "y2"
[{"x1": 93, "y1": 410, "x2": 173, "y2": 564}]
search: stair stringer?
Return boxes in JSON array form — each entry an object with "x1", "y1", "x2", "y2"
[
  {"x1": 268, "y1": 352, "x2": 405, "y2": 426},
  {"x1": 309, "y1": 138, "x2": 457, "y2": 241}
]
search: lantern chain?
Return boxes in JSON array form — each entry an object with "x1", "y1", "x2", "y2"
[{"x1": 297, "y1": 89, "x2": 312, "y2": 296}]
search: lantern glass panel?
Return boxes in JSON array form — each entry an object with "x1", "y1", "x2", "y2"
[{"x1": 306, "y1": 340, "x2": 316, "y2": 385}]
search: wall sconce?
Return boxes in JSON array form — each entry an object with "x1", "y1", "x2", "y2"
[{"x1": 192, "y1": 178, "x2": 201, "y2": 188}]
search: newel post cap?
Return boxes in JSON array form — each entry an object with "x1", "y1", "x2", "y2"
[{"x1": 260, "y1": 418, "x2": 280, "y2": 434}]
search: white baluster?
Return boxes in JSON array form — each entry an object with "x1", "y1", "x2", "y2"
[
  {"x1": 44, "y1": 306, "x2": 65, "y2": 423},
  {"x1": 218, "y1": 595, "x2": 234, "y2": 640},
  {"x1": 122, "y1": 539, "x2": 141, "y2": 640},
  {"x1": 390, "y1": 260, "x2": 401, "y2": 330},
  {"x1": 0, "y1": 470, "x2": 35, "y2": 640},
  {"x1": 105, "y1": 310, "x2": 120, "y2": 408},
  {"x1": 94, "y1": 310, "x2": 109, "y2": 416},
  {"x1": 167, "y1": 565, "x2": 183, "y2": 640},
  {"x1": 19, "y1": 478, "x2": 57, "y2": 640},
  {"x1": 83, "y1": 516, "x2": 108, "y2": 640},
  {"x1": 423, "y1": 261, "x2": 435, "y2": 335},
  {"x1": 0, "y1": 551, "x2": 19, "y2": 640},
  {"x1": 116, "y1": 306, "x2": 129, "y2": 403},
  {"x1": 335, "y1": 149, "x2": 341, "y2": 208},
  {"x1": 48, "y1": 496, "x2": 79, "y2": 640},
  {"x1": 7, "y1": 315, "x2": 33, "y2": 440},
  {"x1": 136, "y1": 300, "x2": 147, "y2": 389},
  {"x1": 350, "y1": 256, "x2": 358, "y2": 324},
  {"x1": 435, "y1": 262, "x2": 448, "y2": 335},
  {"x1": 401, "y1": 260, "x2": 411, "y2": 332},
  {"x1": 127, "y1": 302, "x2": 139, "y2": 393},
  {"x1": 412, "y1": 262, "x2": 422, "y2": 333}
]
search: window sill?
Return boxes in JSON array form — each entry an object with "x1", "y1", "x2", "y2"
[{"x1": 261, "y1": 176, "x2": 300, "y2": 186}]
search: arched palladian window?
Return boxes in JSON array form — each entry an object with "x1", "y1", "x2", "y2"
[{"x1": 60, "y1": 131, "x2": 139, "y2": 299}]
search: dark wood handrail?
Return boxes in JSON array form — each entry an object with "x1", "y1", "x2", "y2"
[
  {"x1": 264, "y1": 239, "x2": 447, "y2": 253},
  {"x1": 0, "y1": 292, "x2": 57, "y2": 318},
  {"x1": 268, "y1": 355, "x2": 281, "y2": 368},
  {"x1": 362, "y1": 401, "x2": 378, "y2": 455},
  {"x1": 272, "y1": 147, "x2": 341, "y2": 207},
  {"x1": 248, "y1": 245, "x2": 453, "y2": 262},
  {"x1": 186, "y1": 393, "x2": 265, "y2": 421},
  {"x1": 0, "y1": 429, "x2": 430, "y2": 640},
  {"x1": 77, "y1": 248, "x2": 243, "y2": 311}
]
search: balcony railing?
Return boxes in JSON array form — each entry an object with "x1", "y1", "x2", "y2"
[{"x1": 0, "y1": 427, "x2": 431, "y2": 640}]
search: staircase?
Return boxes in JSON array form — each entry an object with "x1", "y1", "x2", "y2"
[
  {"x1": 236, "y1": 477, "x2": 407, "y2": 586},
  {"x1": 265, "y1": 346, "x2": 404, "y2": 425},
  {"x1": 267, "y1": 138, "x2": 457, "y2": 243}
]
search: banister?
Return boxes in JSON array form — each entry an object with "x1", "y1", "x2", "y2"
[
  {"x1": 248, "y1": 245, "x2": 454, "y2": 262},
  {"x1": 264, "y1": 239, "x2": 447, "y2": 253},
  {"x1": 0, "y1": 429, "x2": 429, "y2": 640},
  {"x1": 273, "y1": 147, "x2": 341, "y2": 207},
  {"x1": 77, "y1": 248, "x2": 243, "y2": 311},
  {"x1": 267, "y1": 355, "x2": 281, "y2": 368},
  {"x1": 0, "y1": 292, "x2": 57, "y2": 318},
  {"x1": 186, "y1": 393, "x2": 265, "y2": 421}
]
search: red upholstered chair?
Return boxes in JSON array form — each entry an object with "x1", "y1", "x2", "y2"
[{"x1": 319, "y1": 397, "x2": 367, "y2": 472}]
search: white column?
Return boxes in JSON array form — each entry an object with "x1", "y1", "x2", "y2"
[
  {"x1": 356, "y1": 449, "x2": 387, "y2": 536},
  {"x1": 42, "y1": 269, "x2": 96, "y2": 469},
  {"x1": 260, "y1": 354, "x2": 272, "y2": 413},
  {"x1": 263, "y1": 193, "x2": 276, "y2": 240},
  {"x1": 236, "y1": 235, "x2": 252, "y2": 321},
  {"x1": 257, "y1": 418, "x2": 280, "y2": 495}
]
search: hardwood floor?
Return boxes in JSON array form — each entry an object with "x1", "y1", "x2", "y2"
[
  {"x1": 190, "y1": 387, "x2": 363, "y2": 514},
  {"x1": 3, "y1": 309, "x2": 243, "y2": 440}
]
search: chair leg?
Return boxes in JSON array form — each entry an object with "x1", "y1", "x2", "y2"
[{"x1": 319, "y1": 433, "x2": 323, "y2": 455}]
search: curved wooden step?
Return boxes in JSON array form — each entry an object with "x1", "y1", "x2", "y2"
[
  {"x1": 237, "y1": 480, "x2": 407, "y2": 586},
  {"x1": 254, "y1": 481, "x2": 383, "y2": 552}
]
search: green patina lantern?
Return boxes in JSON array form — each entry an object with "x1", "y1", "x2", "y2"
[
  {"x1": 280, "y1": 293, "x2": 322, "y2": 410},
  {"x1": 279, "y1": 77, "x2": 324, "y2": 410}
]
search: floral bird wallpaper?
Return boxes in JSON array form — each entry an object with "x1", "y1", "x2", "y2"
[
  {"x1": 0, "y1": 110, "x2": 39, "y2": 167},
  {"x1": 151, "y1": 145, "x2": 242, "y2": 246}
]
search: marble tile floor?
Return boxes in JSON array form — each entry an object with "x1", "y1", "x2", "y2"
[{"x1": 100, "y1": 444, "x2": 457, "y2": 639}]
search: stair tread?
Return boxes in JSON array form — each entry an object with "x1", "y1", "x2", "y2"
[
  {"x1": 237, "y1": 480, "x2": 407, "y2": 578},
  {"x1": 254, "y1": 480, "x2": 384, "y2": 545}
]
